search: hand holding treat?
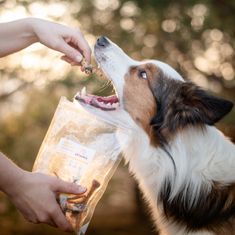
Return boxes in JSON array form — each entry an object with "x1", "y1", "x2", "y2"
[
  {"x1": 30, "y1": 18, "x2": 91, "y2": 66},
  {"x1": 0, "y1": 18, "x2": 91, "y2": 66}
]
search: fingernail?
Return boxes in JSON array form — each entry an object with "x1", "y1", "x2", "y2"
[
  {"x1": 77, "y1": 186, "x2": 87, "y2": 193},
  {"x1": 75, "y1": 54, "x2": 83, "y2": 63}
]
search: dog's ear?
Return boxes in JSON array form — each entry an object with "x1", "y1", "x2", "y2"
[
  {"x1": 167, "y1": 82, "x2": 233, "y2": 130},
  {"x1": 151, "y1": 82, "x2": 233, "y2": 137}
]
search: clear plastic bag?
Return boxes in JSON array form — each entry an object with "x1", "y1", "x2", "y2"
[{"x1": 32, "y1": 97, "x2": 124, "y2": 235}]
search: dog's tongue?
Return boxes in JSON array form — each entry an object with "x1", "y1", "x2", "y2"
[
  {"x1": 74, "y1": 93, "x2": 119, "y2": 111},
  {"x1": 76, "y1": 95, "x2": 117, "y2": 104},
  {"x1": 96, "y1": 95, "x2": 118, "y2": 104}
]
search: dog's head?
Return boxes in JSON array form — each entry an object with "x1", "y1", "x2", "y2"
[{"x1": 76, "y1": 36, "x2": 233, "y2": 145}]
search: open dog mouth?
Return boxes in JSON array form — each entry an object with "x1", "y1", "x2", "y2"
[
  {"x1": 74, "y1": 68, "x2": 119, "y2": 111},
  {"x1": 75, "y1": 87, "x2": 119, "y2": 111},
  {"x1": 75, "y1": 36, "x2": 120, "y2": 111}
]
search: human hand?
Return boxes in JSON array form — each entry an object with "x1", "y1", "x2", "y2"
[
  {"x1": 29, "y1": 18, "x2": 91, "y2": 66},
  {"x1": 6, "y1": 171, "x2": 86, "y2": 232}
]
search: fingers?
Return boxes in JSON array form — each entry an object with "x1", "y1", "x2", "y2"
[
  {"x1": 61, "y1": 55, "x2": 80, "y2": 66},
  {"x1": 63, "y1": 30, "x2": 91, "y2": 64},
  {"x1": 57, "y1": 30, "x2": 91, "y2": 65},
  {"x1": 81, "y1": 46, "x2": 91, "y2": 64},
  {"x1": 60, "y1": 56, "x2": 87, "y2": 73},
  {"x1": 72, "y1": 30, "x2": 91, "y2": 64},
  {"x1": 58, "y1": 38, "x2": 91, "y2": 66},
  {"x1": 49, "y1": 179, "x2": 85, "y2": 232},
  {"x1": 49, "y1": 203, "x2": 74, "y2": 232},
  {"x1": 56, "y1": 39, "x2": 83, "y2": 64},
  {"x1": 33, "y1": 19, "x2": 92, "y2": 66},
  {"x1": 51, "y1": 178, "x2": 87, "y2": 195}
]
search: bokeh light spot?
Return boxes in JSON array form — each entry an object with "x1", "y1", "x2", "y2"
[
  {"x1": 143, "y1": 34, "x2": 158, "y2": 48},
  {"x1": 120, "y1": 1, "x2": 140, "y2": 17},
  {"x1": 210, "y1": 29, "x2": 223, "y2": 41},
  {"x1": 162, "y1": 19, "x2": 177, "y2": 33},
  {"x1": 220, "y1": 63, "x2": 234, "y2": 80},
  {"x1": 192, "y1": 4, "x2": 207, "y2": 17},
  {"x1": 120, "y1": 18, "x2": 135, "y2": 31}
]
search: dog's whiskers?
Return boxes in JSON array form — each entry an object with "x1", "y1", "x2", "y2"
[{"x1": 96, "y1": 80, "x2": 113, "y2": 94}]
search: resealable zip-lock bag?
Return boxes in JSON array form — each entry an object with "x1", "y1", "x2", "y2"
[{"x1": 32, "y1": 96, "x2": 126, "y2": 235}]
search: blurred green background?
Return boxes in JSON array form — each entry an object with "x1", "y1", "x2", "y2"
[{"x1": 0, "y1": 0, "x2": 235, "y2": 234}]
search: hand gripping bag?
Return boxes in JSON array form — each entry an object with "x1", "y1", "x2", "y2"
[{"x1": 33, "y1": 97, "x2": 126, "y2": 235}]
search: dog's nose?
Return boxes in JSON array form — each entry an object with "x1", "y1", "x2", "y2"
[{"x1": 97, "y1": 36, "x2": 109, "y2": 47}]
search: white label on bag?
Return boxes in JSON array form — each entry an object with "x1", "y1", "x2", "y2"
[
  {"x1": 57, "y1": 138, "x2": 95, "y2": 162},
  {"x1": 56, "y1": 138, "x2": 96, "y2": 180}
]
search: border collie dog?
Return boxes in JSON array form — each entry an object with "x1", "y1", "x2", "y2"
[{"x1": 76, "y1": 36, "x2": 235, "y2": 235}]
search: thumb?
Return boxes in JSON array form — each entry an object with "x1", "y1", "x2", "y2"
[
  {"x1": 56, "y1": 39, "x2": 83, "y2": 63},
  {"x1": 52, "y1": 178, "x2": 87, "y2": 195}
]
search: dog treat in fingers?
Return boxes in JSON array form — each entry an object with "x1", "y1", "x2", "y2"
[
  {"x1": 80, "y1": 57, "x2": 105, "y2": 79},
  {"x1": 32, "y1": 97, "x2": 125, "y2": 235},
  {"x1": 81, "y1": 58, "x2": 93, "y2": 75}
]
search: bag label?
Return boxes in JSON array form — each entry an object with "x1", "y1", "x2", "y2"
[
  {"x1": 57, "y1": 138, "x2": 95, "y2": 162},
  {"x1": 56, "y1": 138, "x2": 96, "y2": 180}
]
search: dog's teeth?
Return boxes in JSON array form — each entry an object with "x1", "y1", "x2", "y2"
[
  {"x1": 81, "y1": 87, "x2": 86, "y2": 97},
  {"x1": 112, "y1": 103, "x2": 119, "y2": 108},
  {"x1": 106, "y1": 103, "x2": 111, "y2": 107}
]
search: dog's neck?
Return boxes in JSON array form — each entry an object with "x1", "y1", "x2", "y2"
[
  {"x1": 123, "y1": 124, "x2": 235, "y2": 189},
  {"x1": 166, "y1": 125, "x2": 234, "y2": 181},
  {"x1": 120, "y1": 124, "x2": 235, "y2": 235},
  {"x1": 170, "y1": 126, "x2": 235, "y2": 184}
]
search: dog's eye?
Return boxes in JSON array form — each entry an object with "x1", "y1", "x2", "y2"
[{"x1": 138, "y1": 70, "x2": 148, "y2": 80}]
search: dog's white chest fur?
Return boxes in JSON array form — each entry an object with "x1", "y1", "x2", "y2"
[{"x1": 117, "y1": 116, "x2": 235, "y2": 235}]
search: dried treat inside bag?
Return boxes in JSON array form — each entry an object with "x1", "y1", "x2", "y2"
[{"x1": 59, "y1": 179, "x2": 100, "y2": 233}]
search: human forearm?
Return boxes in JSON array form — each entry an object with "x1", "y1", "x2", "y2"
[
  {"x1": 0, "y1": 17, "x2": 91, "y2": 64},
  {"x1": 0, "y1": 152, "x2": 25, "y2": 196},
  {"x1": 0, "y1": 18, "x2": 37, "y2": 57}
]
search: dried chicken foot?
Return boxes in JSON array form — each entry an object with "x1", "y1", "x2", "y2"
[
  {"x1": 60, "y1": 180, "x2": 100, "y2": 213},
  {"x1": 60, "y1": 194, "x2": 87, "y2": 213},
  {"x1": 80, "y1": 58, "x2": 105, "y2": 78},
  {"x1": 67, "y1": 180, "x2": 100, "y2": 203},
  {"x1": 53, "y1": 172, "x2": 84, "y2": 197},
  {"x1": 52, "y1": 156, "x2": 101, "y2": 232},
  {"x1": 63, "y1": 180, "x2": 101, "y2": 233},
  {"x1": 81, "y1": 58, "x2": 93, "y2": 75},
  {"x1": 73, "y1": 180, "x2": 100, "y2": 232}
]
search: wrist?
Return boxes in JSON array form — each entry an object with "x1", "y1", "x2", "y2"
[
  {"x1": 20, "y1": 17, "x2": 38, "y2": 44},
  {"x1": 2, "y1": 167, "x2": 28, "y2": 198}
]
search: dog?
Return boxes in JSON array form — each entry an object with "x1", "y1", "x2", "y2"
[{"x1": 76, "y1": 36, "x2": 235, "y2": 235}]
